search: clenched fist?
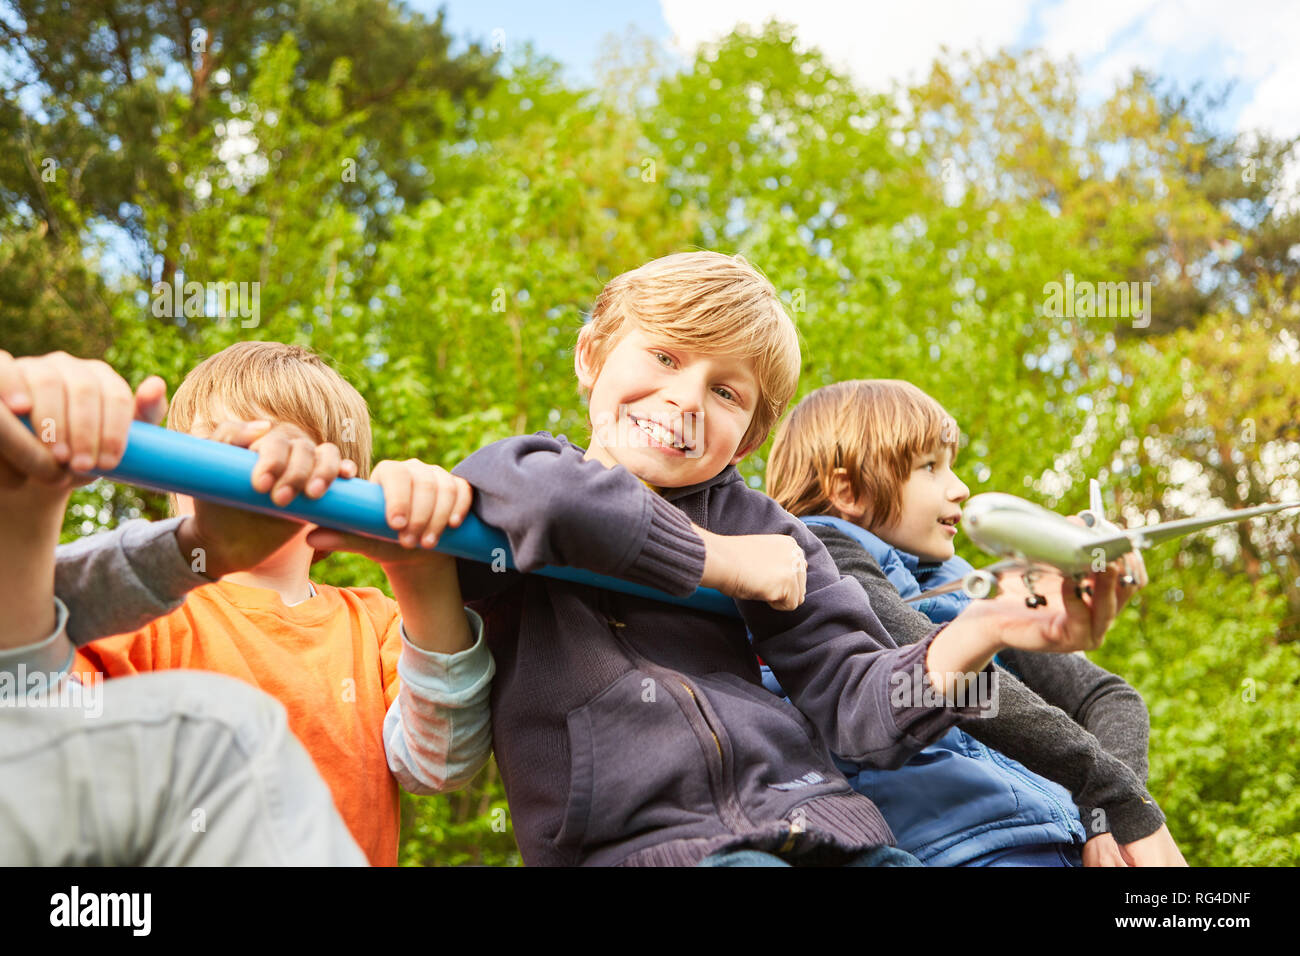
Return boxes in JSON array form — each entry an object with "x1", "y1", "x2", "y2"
[{"x1": 696, "y1": 526, "x2": 808, "y2": 611}]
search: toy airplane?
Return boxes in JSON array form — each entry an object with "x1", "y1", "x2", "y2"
[{"x1": 906, "y1": 480, "x2": 1300, "y2": 608}]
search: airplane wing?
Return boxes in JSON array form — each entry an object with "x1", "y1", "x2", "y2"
[
  {"x1": 903, "y1": 559, "x2": 1024, "y2": 603},
  {"x1": 1120, "y1": 500, "x2": 1300, "y2": 550},
  {"x1": 901, "y1": 499, "x2": 1300, "y2": 605}
]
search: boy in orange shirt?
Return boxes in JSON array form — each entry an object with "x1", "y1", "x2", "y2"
[{"x1": 6, "y1": 343, "x2": 491, "y2": 866}]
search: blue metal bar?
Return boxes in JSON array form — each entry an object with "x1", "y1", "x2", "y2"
[{"x1": 77, "y1": 419, "x2": 739, "y2": 618}]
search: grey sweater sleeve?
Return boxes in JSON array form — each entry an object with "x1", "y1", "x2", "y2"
[
  {"x1": 54, "y1": 517, "x2": 210, "y2": 646},
  {"x1": 807, "y1": 524, "x2": 1166, "y2": 844},
  {"x1": 0, "y1": 598, "x2": 75, "y2": 678},
  {"x1": 997, "y1": 647, "x2": 1152, "y2": 785}
]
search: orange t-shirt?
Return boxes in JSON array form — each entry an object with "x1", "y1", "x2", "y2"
[{"x1": 72, "y1": 579, "x2": 403, "y2": 867}]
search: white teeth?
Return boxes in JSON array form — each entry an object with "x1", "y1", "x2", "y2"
[{"x1": 633, "y1": 417, "x2": 688, "y2": 450}]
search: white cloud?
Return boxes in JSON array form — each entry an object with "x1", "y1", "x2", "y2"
[
  {"x1": 1037, "y1": 0, "x2": 1148, "y2": 62},
  {"x1": 1237, "y1": 51, "x2": 1300, "y2": 141},
  {"x1": 658, "y1": 0, "x2": 1036, "y2": 93},
  {"x1": 658, "y1": 0, "x2": 1300, "y2": 140}
]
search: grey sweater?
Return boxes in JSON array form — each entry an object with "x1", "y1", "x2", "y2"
[{"x1": 807, "y1": 523, "x2": 1165, "y2": 844}]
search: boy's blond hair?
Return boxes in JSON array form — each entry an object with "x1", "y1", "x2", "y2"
[
  {"x1": 581, "y1": 251, "x2": 802, "y2": 453},
  {"x1": 767, "y1": 380, "x2": 958, "y2": 529},
  {"x1": 168, "y1": 341, "x2": 373, "y2": 478}
]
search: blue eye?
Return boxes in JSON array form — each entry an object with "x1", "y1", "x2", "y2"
[{"x1": 714, "y1": 386, "x2": 736, "y2": 402}]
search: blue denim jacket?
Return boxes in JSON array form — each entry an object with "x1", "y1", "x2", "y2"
[{"x1": 760, "y1": 515, "x2": 1085, "y2": 865}]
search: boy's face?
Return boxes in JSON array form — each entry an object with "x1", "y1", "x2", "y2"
[
  {"x1": 576, "y1": 326, "x2": 760, "y2": 488},
  {"x1": 172, "y1": 407, "x2": 318, "y2": 562},
  {"x1": 870, "y1": 444, "x2": 970, "y2": 562}
]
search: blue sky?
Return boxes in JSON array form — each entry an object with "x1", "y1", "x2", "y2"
[{"x1": 411, "y1": 0, "x2": 673, "y2": 84}]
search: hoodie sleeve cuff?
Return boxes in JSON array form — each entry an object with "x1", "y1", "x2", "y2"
[
  {"x1": 620, "y1": 491, "x2": 707, "y2": 598},
  {"x1": 397, "y1": 608, "x2": 494, "y2": 694},
  {"x1": 1085, "y1": 794, "x2": 1167, "y2": 844},
  {"x1": 0, "y1": 597, "x2": 75, "y2": 679},
  {"x1": 886, "y1": 625, "x2": 999, "y2": 745}
]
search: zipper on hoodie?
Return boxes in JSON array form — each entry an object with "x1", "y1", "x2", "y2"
[
  {"x1": 601, "y1": 612, "x2": 753, "y2": 835},
  {"x1": 679, "y1": 681, "x2": 723, "y2": 759}
]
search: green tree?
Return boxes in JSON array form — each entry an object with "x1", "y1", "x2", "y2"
[{"x1": 0, "y1": 0, "x2": 498, "y2": 354}]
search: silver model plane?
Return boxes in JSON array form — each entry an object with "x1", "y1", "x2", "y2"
[{"x1": 906, "y1": 480, "x2": 1300, "y2": 608}]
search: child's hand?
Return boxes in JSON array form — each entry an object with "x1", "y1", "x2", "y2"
[
  {"x1": 303, "y1": 459, "x2": 473, "y2": 569},
  {"x1": 178, "y1": 421, "x2": 358, "y2": 578},
  {"x1": 961, "y1": 563, "x2": 1123, "y2": 655},
  {"x1": 697, "y1": 527, "x2": 808, "y2": 611},
  {"x1": 0, "y1": 349, "x2": 168, "y2": 489},
  {"x1": 1120, "y1": 824, "x2": 1188, "y2": 867},
  {"x1": 1070, "y1": 510, "x2": 1150, "y2": 592},
  {"x1": 1082, "y1": 832, "x2": 1129, "y2": 867},
  {"x1": 0, "y1": 349, "x2": 167, "y2": 650},
  {"x1": 204, "y1": 420, "x2": 359, "y2": 506},
  {"x1": 929, "y1": 559, "x2": 1135, "y2": 698}
]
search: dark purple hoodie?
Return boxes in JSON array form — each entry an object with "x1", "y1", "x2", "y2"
[{"x1": 453, "y1": 432, "x2": 986, "y2": 866}]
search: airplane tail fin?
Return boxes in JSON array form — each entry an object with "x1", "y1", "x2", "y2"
[
  {"x1": 1080, "y1": 477, "x2": 1118, "y2": 533},
  {"x1": 1089, "y1": 478, "x2": 1105, "y2": 518}
]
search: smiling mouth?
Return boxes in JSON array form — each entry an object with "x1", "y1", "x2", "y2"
[{"x1": 629, "y1": 414, "x2": 695, "y2": 452}]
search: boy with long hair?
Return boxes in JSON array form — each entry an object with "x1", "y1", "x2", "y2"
[{"x1": 766, "y1": 379, "x2": 1185, "y2": 865}]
